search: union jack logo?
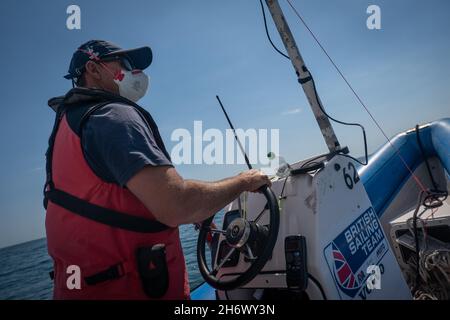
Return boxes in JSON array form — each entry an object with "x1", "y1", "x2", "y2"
[{"x1": 332, "y1": 243, "x2": 361, "y2": 296}]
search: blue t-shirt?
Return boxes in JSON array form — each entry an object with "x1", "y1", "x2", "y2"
[{"x1": 81, "y1": 103, "x2": 172, "y2": 187}]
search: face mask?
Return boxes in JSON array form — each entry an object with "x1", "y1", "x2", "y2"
[
  {"x1": 77, "y1": 49, "x2": 150, "y2": 102},
  {"x1": 113, "y1": 69, "x2": 149, "y2": 102}
]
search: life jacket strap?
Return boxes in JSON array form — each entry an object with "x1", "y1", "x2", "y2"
[
  {"x1": 49, "y1": 261, "x2": 131, "y2": 286},
  {"x1": 45, "y1": 187, "x2": 170, "y2": 233},
  {"x1": 84, "y1": 263, "x2": 126, "y2": 286}
]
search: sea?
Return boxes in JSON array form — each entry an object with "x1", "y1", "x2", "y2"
[{"x1": 0, "y1": 213, "x2": 223, "y2": 300}]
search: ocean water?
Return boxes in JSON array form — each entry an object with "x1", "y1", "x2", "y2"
[{"x1": 0, "y1": 213, "x2": 223, "y2": 300}]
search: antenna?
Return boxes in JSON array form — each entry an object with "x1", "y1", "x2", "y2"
[{"x1": 215, "y1": 95, "x2": 253, "y2": 170}]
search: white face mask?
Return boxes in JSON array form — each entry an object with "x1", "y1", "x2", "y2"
[{"x1": 113, "y1": 69, "x2": 149, "y2": 102}]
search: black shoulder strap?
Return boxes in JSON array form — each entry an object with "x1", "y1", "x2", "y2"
[{"x1": 43, "y1": 101, "x2": 171, "y2": 234}]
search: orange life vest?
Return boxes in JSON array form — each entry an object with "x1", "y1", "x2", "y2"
[{"x1": 44, "y1": 88, "x2": 190, "y2": 299}]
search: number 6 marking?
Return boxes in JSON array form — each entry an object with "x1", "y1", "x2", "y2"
[{"x1": 343, "y1": 162, "x2": 360, "y2": 189}]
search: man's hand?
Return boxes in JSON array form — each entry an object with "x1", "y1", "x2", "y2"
[{"x1": 238, "y1": 169, "x2": 271, "y2": 192}]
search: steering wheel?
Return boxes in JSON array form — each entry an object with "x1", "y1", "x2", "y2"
[{"x1": 196, "y1": 186, "x2": 280, "y2": 291}]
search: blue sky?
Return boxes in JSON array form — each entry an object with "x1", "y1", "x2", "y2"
[{"x1": 0, "y1": 0, "x2": 449, "y2": 248}]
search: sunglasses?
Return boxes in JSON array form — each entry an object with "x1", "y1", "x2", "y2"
[{"x1": 99, "y1": 55, "x2": 136, "y2": 71}]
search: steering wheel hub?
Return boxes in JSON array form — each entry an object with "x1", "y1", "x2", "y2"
[{"x1": 226, "y1": 218, "x2": 251, "y2": 249}]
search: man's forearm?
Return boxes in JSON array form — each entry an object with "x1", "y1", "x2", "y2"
[
  {"x1": 177, "y1": 176, "x2": 247, "y2": 225},
  {"x1": 127, "y1": 166, "x2": 269, "y2": 227}
]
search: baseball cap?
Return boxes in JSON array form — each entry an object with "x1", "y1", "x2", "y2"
[{"x1": 64, "y1": 40, "x2": 153, "y2": 80}]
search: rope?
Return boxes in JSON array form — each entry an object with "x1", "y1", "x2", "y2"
[{"x1": 406, "y1": 190, "x2": 450, "y2": 299}]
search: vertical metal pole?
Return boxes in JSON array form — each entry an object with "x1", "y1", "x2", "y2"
[{"x1": 265, "y1": 0, "x2": 340, "y2": 152}]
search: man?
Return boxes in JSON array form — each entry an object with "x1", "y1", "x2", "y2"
[{"x1": 44, "y1": 40, "x2": 270, "y2": 300}]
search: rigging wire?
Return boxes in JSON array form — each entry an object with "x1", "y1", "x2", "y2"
[
  {"x1": 259, "y1": 0, "x2": 290, "y2": 60},
  {"x1": 283, "y1": 0, "x2": 429, "y2": 192},
  {"x1": 310, "y1": 77, "x2": 368, "y2": 165}
]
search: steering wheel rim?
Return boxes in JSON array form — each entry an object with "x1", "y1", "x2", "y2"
[{"x1": 196, "y1": 186, "x2": 280, "y2": 291}]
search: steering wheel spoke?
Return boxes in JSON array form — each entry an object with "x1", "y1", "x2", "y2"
[
  {"x1": 207, "y1": 227, "x2": 227, "y2": 235},
  {"x1": 243, "y1": 244, "x2": 257, "y2": 261},
  {"x1": 211, "y1": 247, "x2": 237, "y2": 276},
  {"x1": 253, "y1": 202, "x2": 269, "y2": 223}
]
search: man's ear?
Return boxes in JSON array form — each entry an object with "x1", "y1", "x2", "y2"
[{"x1": 84, "y1": 60, "x2": 102, "y2": 80}]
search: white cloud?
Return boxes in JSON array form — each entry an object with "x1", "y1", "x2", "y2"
[{"x1": 281, "y1": 108, "x2": 302, "y2": 116}]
